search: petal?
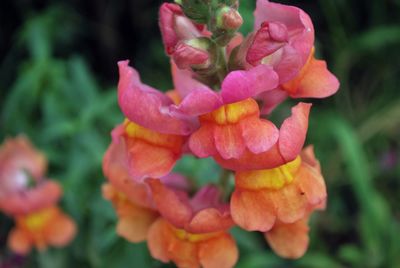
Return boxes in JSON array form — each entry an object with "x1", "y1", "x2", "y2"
[
  {"x1": 44, "y1": 211, "x2": 76, "y2": 247},
  {"x1": 297, "y1": 162, "x2": 327, "y2": 207},
  {"x1": 8, "y1": 228, "x2": 32, "y2": 255},
  {"x1": 116, "y1": 202, "x2": 158, "y2": 243},
  {"x1": 171, "y1": 60, "x2": 211, "y2": 98},
  {"x1": 258, "y1": 88, "x2": 288, "y2": 115},
  {"x1": 159, "y1": 3, "x2": 184, "y2": 54},
  {"x1": 214, "y1": 144, "x2": 285, "y2": 171},
  {"x1": 147, "y1": 219, "x2": 171, "y2": 263},
  {"x1": 221, "y1": 65, "x2": 279, "y2": 104},
  {"x1": 214, "y1": 125, "x2": 246, "y2": 159},
  {"x1": 171, "y1": 88, "x2": 223, "y2": 116},
  {"x1": 265, "y1": 218, "x2": 310, "y2": 259},
  {"x1": 240, "y1": 117, "x2": 279, "y2": 154},
  {"x1": 0, "y1": 180, "x2": 62, "y2": 216},
  {"x1": 188, "y1": 124, "x2": 217, "y2": 158},
  {"x1": 288, "y1": 57, "x2": 340, "y2": 98},
  {"x1": 117, "y1": 60, "x2": 196, "y2": 135},
  {"x1": 231, "y1": 189, "x2": 276, "y2": 232},
  {"x1": 198, "y1": 234, "x2": 238, "y2": 268},
  {"x1": 278, "y1": 102, "x2": 311, "y2": 162},
  {"x1": 147, "y1": 179, "x2": 192, "y2": 228},
  {"x1": 187, "y1": 208, "x2": 234, "y2": 233},
  {"x1": 126, "y1": 139, "x2": 179, "y2": 181}
]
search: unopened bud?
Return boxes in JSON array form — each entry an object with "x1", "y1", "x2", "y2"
[
  {"x1": 173, "y1": 38, "x2": 211, "y2": 69},
  {"x1": 217, "y1": 7, "x2": 243, "y2": 30}
]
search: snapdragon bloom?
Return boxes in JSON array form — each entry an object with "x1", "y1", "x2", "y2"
[
  {"x1": 231, "y1": 146, "x2": 326, "y2": 232},
  {"x1": 104, "y1": 0, "x2": 339, "y2": 264},
  {"x1": 147, "y1": 179, "x2": 238, "y2": 268},
  {"x1": 0, "y1": 136, "x2": 76, "y2": 255}
]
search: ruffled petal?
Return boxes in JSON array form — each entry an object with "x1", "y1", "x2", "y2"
[
  {"x1": 221, "y1": 65, "x2": 279, "y2": 104},
  {"x1": 147, "y1": 218, "x2": 172, "y2": 263},
  {"x1": 258, "y1": 88, "x2": 289, "y2": 115},
  {"x1": 188, "y1": 208, "x2": 234, "y2": 233},
  {"x1": 198, "y1": 234, "x2": 238, "y2": 268},
  {"x1": 117, "y1": 60, "x2": 196, "y2": 135}
]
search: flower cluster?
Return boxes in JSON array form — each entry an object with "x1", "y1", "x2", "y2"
[
  {"x1": 0, "y1": 136, "x2": 76, "y2": 255},
  {"x1": 103, "y1": 0, "x2": 339, "y2": 266}
]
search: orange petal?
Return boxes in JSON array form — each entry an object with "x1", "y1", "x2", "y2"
[
  {"x1": 214, "y1": 125, "x2": 245, "y2": 159},
  {"x1": 265, "y1": 218, "x2": 310, "y2": 259},
  {"x1": 231, "y1": 189, "x2": 276, "y2": 232},
  {"x1": 198, "y1": 234, "x2": 238, "y2": 268},
  {"x1": 147, "y1": 219, "x2": 171, "y2": 263},
  {"x1": 189, "y1": 123, "x2": 218, "y2": 157},
  {"x1": 44, "y1": 209, "x2": 76, "y2": 247},
  {"x1": 126, "y1": 139, "x2": 179, "y2": 180},
  {"x1": 187, "y1": 208, "x2": 234, "y2": 233},
  {"x1": 289, "y1": 57, "x2": 339, "y2": 98},
  {"x1": 116, "y1": 202, "x2": 158, "y2": 243},
  {"x1": 240, "y1": 117, "x2": 279, "y2": 154},
  {"x1": 147, "y1": 179, "x2": 192, "y2": 229},
  {"x1": 8, "y1": 228, "x2": 32, "y2": 255}
]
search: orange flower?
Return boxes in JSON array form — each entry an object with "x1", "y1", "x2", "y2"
[
  {"x1": 7, "y1": 206, "x2": 76, "y2": 255},
  {"x1": 111, "y1": 119, "x2": 184, "y2": 181},
  {"x1": 148, "y1": 218, "x2": 238, "y2": 268},
  {"x1": 231, "y1": 145, "x2": 326, "y2": 232},
  {"x1": 189, "y1": 98, "x2": 279, "y2": 159},
  {"x1": 102, "y1": 137, "x2": 159, "y2": 242},
  {"x1": 146, "y1": 179, "x2": 238, "y2": 268},
  {"x1": 190, "y1": 99, "x2": 311, "y2": 171}
]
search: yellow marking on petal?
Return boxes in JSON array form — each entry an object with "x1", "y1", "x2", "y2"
[
  {"x1": 124, "y1": 120, "x2": 182, "y2": 149},
  {"x1": 22, "y1": 207, "x2": 56, "y2": 231},
  {"x1": 172, "y1": 226, "x2": 221, "y2": 243},
  {"x1": 200, "y1": 99, "x2": 259, "y2": 125},
  {"x1": 236, "y1": 156, "x2": 301, "y2": 190}
]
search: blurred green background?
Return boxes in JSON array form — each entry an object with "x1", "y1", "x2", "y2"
[{"x1": 1, "y1": 0, "x2": 400, "y2": 267}]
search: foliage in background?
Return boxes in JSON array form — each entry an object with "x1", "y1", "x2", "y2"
[{"x1": 1, "y1": 0, "x2": 400, "y2": 267}]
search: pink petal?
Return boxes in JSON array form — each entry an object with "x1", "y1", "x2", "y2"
[
  {"x1": 258, "y1": 88, "x2": 288, "y2": 115},
  {"x1": 117, "y1": 60, "x2": 196, "y2": 135},
  {"x1": 221, "y1": 64, "x2": 279, "y2": 104},
  {"x1": 188, "y1": 124, "x2": 217, "y2": 158},
  {"x1": 171, "y1": 88, "x2": 223, "y2": 116},
  {"x1": 214, "y1": 125, "x2": 246, "y2": 159}
]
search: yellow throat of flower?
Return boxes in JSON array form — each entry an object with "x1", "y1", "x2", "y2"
[{"x1": 236, "y1": 156, "x2": 302, "y2": 190}]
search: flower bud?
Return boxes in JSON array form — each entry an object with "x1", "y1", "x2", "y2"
[
  {"x1": 216, "y1": 6, "x2": 243, "y2": 31},
  {"x1": 246, "y1": 21, "x2": 288, "y2": 66},
  {"x1": 173, "y1": 38, "x2": 211, "y2": 69},
  {"x1": 159, "y1": 3, "x2": 202, "y2": 55}
]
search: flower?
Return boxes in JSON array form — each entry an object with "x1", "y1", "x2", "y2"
[
  {"x1": 146, "y1": 179, "x2": 238, "y2": 268},
  {"x1": 7, "y1": 206, "x2": 76, "y2": 255},
  {"x1": 0, "y1": 136, "x2": 76, "y2": 254},
  {"x1": 230, "y1": 146, "x2": 326, "y2": 232},
  {"x1": 109, "y1": 119, "x2": 185, "y2": 181},
  {"x1": 191, "y1": 101, "x2": 311, "y2": 171}
]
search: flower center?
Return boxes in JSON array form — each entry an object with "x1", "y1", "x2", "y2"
[{"x1": 235, "y1": 156, "x2": 301, "y2": 190}]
